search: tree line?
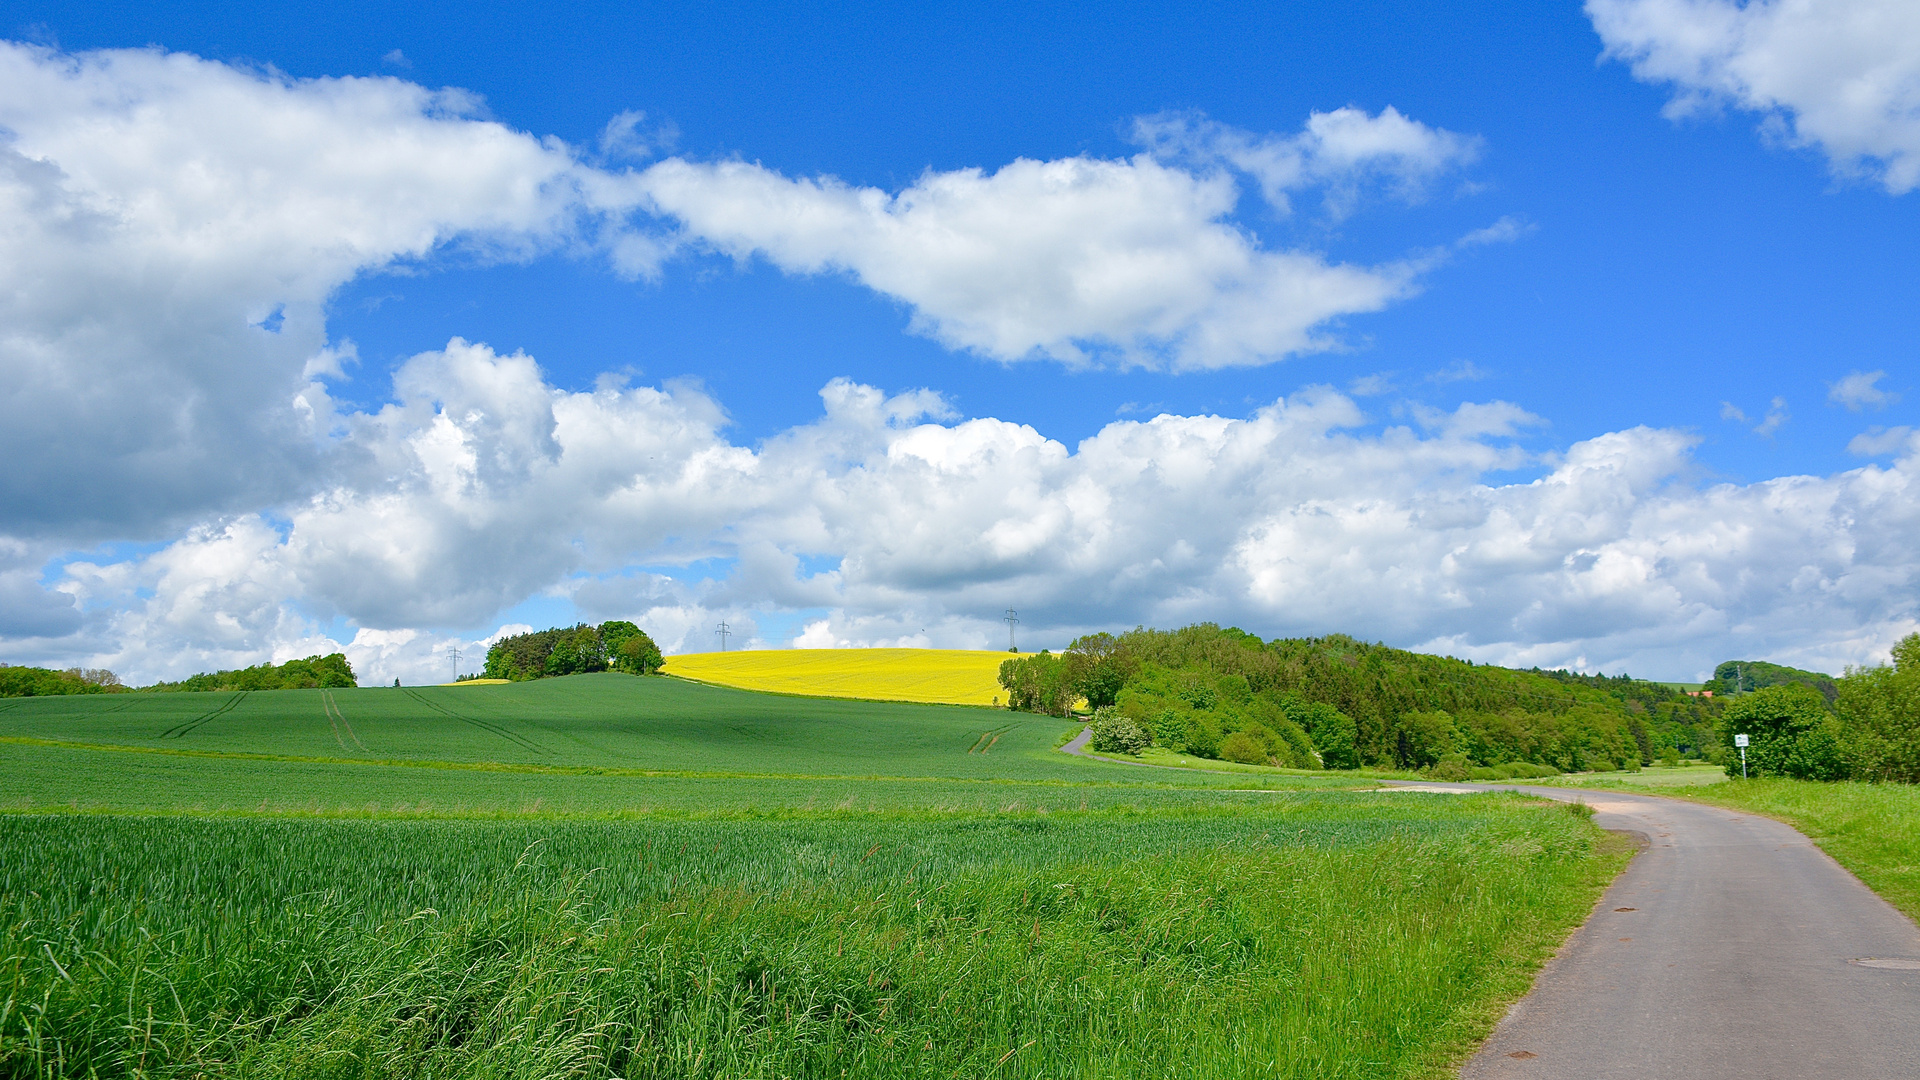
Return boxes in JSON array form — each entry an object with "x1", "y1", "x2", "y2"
[
  {"x1": 145, "y1": 654, "x2": 358, "y2": 692},
  {"x1": 1002, "y1": 624, "x2": 1724, "y2": 774},
  {"x1": 0, "y1": 666, "x2": 124, "y2": 697},
  {"x1": 480, "y1": 621, "x2": 664, "y2": 681},
  {"x1": 1721, "y1": 633, "x2": 1920, "y2": 782},
  {"x1": 2, "y1": 620, "x2": 671, "y2": 697},
  {"x1": 1705, "y1": 658, "x2": 1837, "y2": 702},
  {"x1": 2, "y1": 656, "x2": 356, "y2": 695}
]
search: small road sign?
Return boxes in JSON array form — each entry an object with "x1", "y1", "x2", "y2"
[{"x1": 1734, "y1": 734, "x2": 1750, "y2": 747}]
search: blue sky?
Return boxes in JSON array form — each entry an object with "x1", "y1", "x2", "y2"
[{"x1": 1, "y1": 0, "x2": 1916, "y2": 682}]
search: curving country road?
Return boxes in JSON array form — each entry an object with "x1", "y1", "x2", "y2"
[
  {"x1": 1385, "y1": 782, "x2": 1920, "y2": 1079},
  {"x1": 1060, "y1": 724, "x2": 1181, "y2": 769}
]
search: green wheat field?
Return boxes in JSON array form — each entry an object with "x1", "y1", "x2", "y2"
[{"x1": 0, "y1": 675, "x2": 1625, "y2": 1078}]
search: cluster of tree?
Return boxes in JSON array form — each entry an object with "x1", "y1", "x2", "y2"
[
  {"x1": 481, "y1": 621, "x2": 663, "y2": 681},
  {"x1": 147, "y1": 654, "x2": 356, "y2": 692},
  {"x1": 0, "y1": 666, "x2": 124, "y2": 697},
  {"x1": 1706, "y1": 659, "x2": 1837, "y2": 702},
  {"x1": 1723, "y1": 634, "x2": 1920, "y2": 783},
  {"x1": 1005, "y1": 625, "x2": 1714, "y2": 773}
]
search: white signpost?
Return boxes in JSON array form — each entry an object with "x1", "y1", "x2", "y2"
[{"x1": 1734, "y1": 733, "x2": 1750, "y2": 778}]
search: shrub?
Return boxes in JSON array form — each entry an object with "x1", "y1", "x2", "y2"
[
  {"x1": 1722, "y1": 683, "x2": 1839, "y2": 780},
  {"x1": 1426, "y1": 753, "x2": 1473, "y2": 781},
  {"x1": 1219, "y1": 731, "x2": 1268, "y2": 765},
  {"x1": 1466, "y1": 761, "x2": 1562, "y2": 781},
  {"x1": 1836, "y1": 633, "x2": 1920, "y2": 783},
  {"x1": 1088, "y1": 709, "x2": 1153, "y2": 755},
  {"x1": 1184, "y1": 713, "x2": 1223, "y2": 759}
]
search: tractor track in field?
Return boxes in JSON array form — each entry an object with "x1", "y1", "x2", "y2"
[
  {"x1": 321, "y1": 690, "x2": 366, "y2": 752},
  {"x1": 158, "y1": 692, "x2": 248, "y2": 739},
  {"x1": 400, "y1": 689, "x2": 550, "y2": 755},
  {"x1": 966, "y1": 724, "x2": 1016, "y2": 754}
]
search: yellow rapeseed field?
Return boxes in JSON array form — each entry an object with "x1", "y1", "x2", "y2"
[{"x1": 662, "y1": 648, "x2": 1012, "y2": 706}]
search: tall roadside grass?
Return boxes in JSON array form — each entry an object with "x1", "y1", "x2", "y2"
[{"x1": 1, "y1": 798, "x2": 1621, "y2": 1078}]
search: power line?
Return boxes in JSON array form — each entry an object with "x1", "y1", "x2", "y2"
[
  {"x1": 715, "y1": 621, "x2": 731, "y2": 652},
  {"x1": 1004, "y1": 609, "x2": 1018, "y2": 653},
  {"x1": 445, "y1": 645, "x2": 462, "y2": 683}
]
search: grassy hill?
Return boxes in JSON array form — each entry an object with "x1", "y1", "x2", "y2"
[
  {"x1": 0, "y1": 673, "x2": 1065, "y2": 780},
  {"x1": 662, "y1": 648, "x2": 1011, "y2": 705},
  {"x1": 0, "y1": 665, "x2": 1630, "y2": 1077}
]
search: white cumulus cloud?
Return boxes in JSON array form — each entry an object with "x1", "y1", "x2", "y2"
[
  {"x1": 1589, "y1": 0, "x2": 1920, "y2": 192},
  {"x1": 631, "y1": 152, "x2": 1418, "y2": 370},
  {"x1": 5, "y1": 41, "x2": 1916, "y2": 687},
  {"x1": 31, "y1": 344, "x2": 1920, "y2": 685},
  {"x1": 0, "y1": 41, "x2": 637, "y2": 544},
  {"x1": 0, "y1": 39, "x2": 1493, "y2": 578}
]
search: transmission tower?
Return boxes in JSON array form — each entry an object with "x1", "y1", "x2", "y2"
[
  {"x1": 1004, "y1": 609, "x2": 1019, "y2": 653},
  {"x1": 445, "y1": 644, "x2": 462, "y2": 683},
  {"x1": 715, "y1": 621, "x2": 732, "y2": 652}
]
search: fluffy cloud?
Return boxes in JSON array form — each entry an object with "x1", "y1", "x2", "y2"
[
  {"x1": 1589, "y1": 0, "x2": 1920, "y2": 192},
  {"x1": 6, "y1": 42, "x2": 1916, "y2": 687},
  {"x1": 0, "y1": 40, "x2": 1487, "y2": 574},
  {"x1": 1131, "y1": 107, "x2": 1481, "y2": 217},
  {"x1": 632, "y1": 152, "x2": 1418, "y2": 370},
  {"x1": 0, "y1": 42, "x2": 636, "y2": 545},
  {"x1": 35, "y1": 342, "x2": 1920, "y2": 685}
]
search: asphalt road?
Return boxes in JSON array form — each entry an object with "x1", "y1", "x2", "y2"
[{"x1": 1387, "y1": 782, "x2": 1920, "y2": 1079}]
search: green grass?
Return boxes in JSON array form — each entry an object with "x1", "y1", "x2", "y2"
[
  {"x1": 0, "y1": 677, "x2": 1633, "y2": 1077},
  {"x1": 1541, "y1": 764, "x2": 1728, "y2": 788},
  {"x1": 0, "y1": 675, "x2": 1336, "y2": 786},
  {"x1": 0, "y1": 739, "x2": 1371, "y2": 818},
  {"x1": 0, "y1": 675, "x2": 1093, "y2": 779},
  {"x1": 0, "y1": 796, "x2": 1624, "y2": 1079}
]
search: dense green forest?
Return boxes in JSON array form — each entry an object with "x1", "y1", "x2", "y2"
[
  {"x1": 481, "y1": 621, "x2": 664, "y2": 681},
  {"x1": 146, "y1": 653, "x2": 357, "y2": 692},
  {"x1": 1003, "y1": 625, "x2": 1721, "y2": 774},
  {"x1": 1005, "y1": 624, "x2": 1920, "y2": 784},
  {"x1": 0, "y1": 666, "x2": 124, "y2": 698},
  {"x1": 1707, "y1": 658, "x2": 1837, "y2": 701}
]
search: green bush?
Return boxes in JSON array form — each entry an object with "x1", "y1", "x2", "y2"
[
  {"x1": 1088, "y1": 709, "x2": 1153, "y2": 755},
  {"x1": 1466, "y1": 761, "x2": 1562, "y2": 781},
  {"x1": 1836, "y1": 633, "x2": 1920, "y2": 783},
  {"x1": 1184, "y1": 713, "x2": 1223, "y2": 759},
  {"x1": 1218, "y1": 730, "x2": 1268, "y2": 765},
  {"x1": 1722, "y1": 683, "x2": 1841, "y2": 780}
]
